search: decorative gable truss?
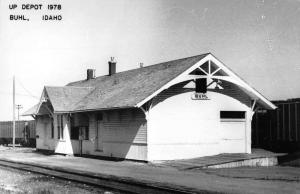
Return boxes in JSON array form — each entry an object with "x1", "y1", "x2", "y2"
[
  {"x1": 136, "y1": 53, "x2": 276, "y2": 110},
  {"x1": 36, "y1": 88, "x2": 54, "y2": 117},
  {"x1": 184, "y1": 59, "x2": 228, "y2": 90}
]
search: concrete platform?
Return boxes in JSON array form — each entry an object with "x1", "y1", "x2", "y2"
[
  {"x1": 0, "y1": 147, "x2": 298, "y2": 194},
  {"x1": 155, "y1": 149, "x2": 286, "y2": 170}
]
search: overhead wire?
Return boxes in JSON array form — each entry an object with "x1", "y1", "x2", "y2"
[
  {"x1": 0, "y1": 77, "x2": 39, "y2": 99},
  {"x1": 15, "y1": 78, "x2": 39, "y2": 99}
]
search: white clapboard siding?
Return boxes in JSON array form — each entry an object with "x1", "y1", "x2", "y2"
[{"x1": 103, "y1": 109, "x2": 147, "y2": 144}]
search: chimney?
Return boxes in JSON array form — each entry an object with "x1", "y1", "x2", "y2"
[
  {"x1": 139, "y1": 62, "x2": 144, "y2": 68},
  {"x1": 87, "y1": 69, "x2": 95, "y2": 80},
  {"x1": 108, "y1": 57, "x2": 116, "y2": 76}
]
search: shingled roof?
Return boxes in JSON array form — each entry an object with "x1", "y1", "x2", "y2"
[
  {"x1": 24, "y1": 52, "x2": 276, "y2": 115},
  {"x1": 44, "y1": 86, "x2": 94, "y2": 112},
  {"x1": 44, "y1": 53, "x2": 209, "y2": 113}
]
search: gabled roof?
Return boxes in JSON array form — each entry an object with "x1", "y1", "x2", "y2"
[
  {"x1": 25, "y1": 52, "x2": 276, "y2": 115},
  {"x1": 44, "y1": 86, "x2": 93, "y2": 112},
  {"x1": 67, "y1": 53, "x2": 209, "y2": 111}
]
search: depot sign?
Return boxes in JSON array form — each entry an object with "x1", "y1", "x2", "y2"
[{"x1": 191, "y1": 93, "x2": 210, "y2": 100}]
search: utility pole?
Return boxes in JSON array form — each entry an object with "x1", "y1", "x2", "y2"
[
  {"x1": 12, "y1": 76, "x2": 15, "y2": 148},
  {"x1": 16, "y1": 104, "x2": 23, "y2": 120}
]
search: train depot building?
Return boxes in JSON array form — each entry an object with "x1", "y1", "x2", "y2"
[{"x1": 24, "y1": 53, "x2": 276, "y2": 161}]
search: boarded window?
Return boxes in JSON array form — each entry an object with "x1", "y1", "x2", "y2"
[
  {"x1": 195, "y1": 78, "x2": 207, "y2": 93},
  {"x1": 220, "y1": 111, "x2": 245, "y2": 119}
]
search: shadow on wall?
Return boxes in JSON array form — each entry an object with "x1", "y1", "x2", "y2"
[
  {"x1": 151, "y1": 80, "x2": 251, "y2": 109},
  {"x1": 68, "y1": 109, "x2": 147, "y2": 160}
]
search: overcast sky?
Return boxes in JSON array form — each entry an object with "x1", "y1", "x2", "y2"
[{"x1": 0, "y1": 0, "x2": 300, "y2": 121}]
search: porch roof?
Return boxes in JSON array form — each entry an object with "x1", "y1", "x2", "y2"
[{"x1": 22, "y1": 104, "x2": 39, "y2": 116}]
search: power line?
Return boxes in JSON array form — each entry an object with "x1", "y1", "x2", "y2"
[
  {"x1": 15, "y1": 78, "x2": 39, "y2": 99},
  {"x1": 0, "y1": 91, "x2": 39, "y2": 98}
]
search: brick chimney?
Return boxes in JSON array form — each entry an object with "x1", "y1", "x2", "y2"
[
  {"x1": 87, "y1": 69, "x2": 95, "y2": 80},
  {"x1": 108, "y1": 57, "x2": 116, "y2": 76}
]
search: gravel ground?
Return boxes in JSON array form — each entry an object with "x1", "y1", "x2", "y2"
[{"x1": 0, "y1": 166, "x2": 123, "y2": 194}]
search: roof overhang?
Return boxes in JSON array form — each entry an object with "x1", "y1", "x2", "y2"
[{"x1": 135, "y1": 53, "x2": 276, "y2": 110}]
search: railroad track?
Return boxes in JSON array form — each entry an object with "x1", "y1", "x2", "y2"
[{"x1": 0, "y1": 159, "x2": 212, "y2": 194}]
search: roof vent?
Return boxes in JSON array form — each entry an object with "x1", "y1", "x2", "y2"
[
  {"x1": 87, "y1": 69, "x2": 95, "y2": 80},
  {"x1": 108, "y1": 57, "x2": 116, "y2": 76}
]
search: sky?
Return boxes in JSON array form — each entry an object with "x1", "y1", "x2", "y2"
[{"x1": 0, "y1": 0, "x2": 300, "y2": 121}]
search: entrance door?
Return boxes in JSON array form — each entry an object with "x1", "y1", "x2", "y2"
[{"x1": 96, "y1": 120, "x2": 103, "y2": 151}]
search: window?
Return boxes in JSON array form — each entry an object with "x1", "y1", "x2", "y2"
[
  {"x1": 70, "y1": 114, "x2": 89, "y2": 140},
  {"x1": 96, "y1": 113, "x2": 103, "y2": 121},
  {"x1": 78, "y1": 126, "x2": 89, "y2": 140},
  {"x1": 51, "y1": 118, "x2": 54, "y2": 139},
  {"x1": 57, "y1": 115, "x2": 64, "y2": 140},
  {"x1": 70, "y1": 116, "x2": 79, "y2": 140},
  {"x1": 220, "y1": 111, "x2": 245, "y2": 119},
  {"x1": 71, "y1": 127, "x2": 79, "y2": 139}
]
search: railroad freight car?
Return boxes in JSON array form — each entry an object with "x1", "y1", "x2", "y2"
[
  {"x1": 0, "y1": 120, "x2": 36, "y2": 147},
  {"x1": 252, "y1": 98, "x2": 300, "y2": 152}
]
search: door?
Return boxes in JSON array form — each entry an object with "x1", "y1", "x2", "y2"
[
  {"x1": 78, "y1": 127, "x2": 85, "y2": 156},
  {"x1": 220, "y1": 121, "x2": 246, "y2": 153},
  {"x1": 96, "y1": 120, "x2": 103, "y2": 151}
]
